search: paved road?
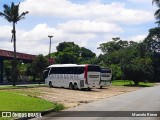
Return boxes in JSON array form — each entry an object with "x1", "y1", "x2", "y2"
[{"x1": 33, "y1": 85, "x2": 160, "y2": 120}]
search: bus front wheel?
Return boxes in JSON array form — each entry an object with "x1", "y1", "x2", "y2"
[{"x1": 49, "y1": 81, "x2": 53, "y2": 88}]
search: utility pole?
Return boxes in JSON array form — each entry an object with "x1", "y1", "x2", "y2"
[{"x1": 48, "y1": 35, "x2": 53, "y2": 65}]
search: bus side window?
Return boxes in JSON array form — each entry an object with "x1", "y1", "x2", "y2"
[
  {"x1": 77, "y1": 67, "x2": 84, "y2": 74},
  {"x1": 74, "y1": 67, "x2": 77, "y2": 74},
  {"x1": 66, "y1": 67, "x2": 71, "y2": 74},
  {"x1": 62, "y1": 67, "x2": 68, "y2": 74},
  {"x1": 55, "y1": 67, "x2": 60, "y2": 74},
  {"x1": 59, "y1": 67, "x2": 64, "y2": 74},
  {"x1": 68, "y1": 67, "x2": 73, "y2": 74},
  {"x1": 50, "y1": 68, "x2": 56, "y2": 74},
  {"x1": 68, "y1": 67, "x2": 75, "y2": 74}
]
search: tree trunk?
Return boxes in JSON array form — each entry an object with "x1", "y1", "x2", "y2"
[
  {"x1": 12, "y1": 22, "x2": 17, "y2": 86},
  {"x1": 134, "y1": 81, "x2": 139, "y2": 86}
]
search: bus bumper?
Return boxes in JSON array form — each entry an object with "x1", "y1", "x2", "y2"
[
  {"x1": 83, "y1": 84, "x2": 100, "y2": 89},
  {"x1": 100, "y1": 81, "x2": 111, "y2": 87}
]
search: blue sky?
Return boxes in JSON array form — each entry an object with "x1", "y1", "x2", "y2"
[{"x1": 0, "y1": 0, "x2": 158, "y2": 55}]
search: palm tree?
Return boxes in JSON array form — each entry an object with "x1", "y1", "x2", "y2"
[
  {"x1": 0, "y1": 2, "x2": 28, "y2": 86},
  {"x1": 153, "y1": 0, "x2": 160, "y2": 26}
]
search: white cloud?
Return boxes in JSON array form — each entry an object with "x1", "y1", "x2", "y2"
[
  {"x1": 128, "y1": 0, "x2": 151, "y2": 4},
  {"x1": 129, "y1": 34, "x2": 147, "y2": 42},
  {"x1": 0, "y1": 22, "x2": 105, "y2": 55},
  {"x1": 0, "y1": 24, "x2": 150, "y2": 57},
  {"x1": 0, "y1": 0, "x2": 154, "y2": 56},
  {"x1": 0, "y1": 26, "x2": 25, "y2": 51},
  {"x1": 20, "y1": 0, "x2": 153, "y2": 24},
  {"x1": 0, "y1": 26, "x2": 12, "y2": 39},
  {"x1": 57, "y1": 20, "x2": 123, "y2": 33},
  {"x1": 0, "y1": 24, "x2": 57, "y2": 55}
]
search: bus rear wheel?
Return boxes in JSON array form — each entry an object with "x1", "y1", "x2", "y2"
[
  {"x1": 88, "y1": 88, "x2": 91, "y2": 91},
  {"x1": 69, "y1": 83, "x2": 74, "y2": 90},
  {"x1": 74, "y1": 83, "x2": 78, "y2": 90}
]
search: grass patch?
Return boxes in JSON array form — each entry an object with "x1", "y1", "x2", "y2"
[
  {"x1": 111, "y1": 80, "x2": 154, "y2": 87},
  {"x1": 0, "y1": 84, "x2": 47, "y2": 90},
  {"x1": 4, "y1": 89, "x2": 41, "y2": 97},
  {"x1": 0, "y1": 118, "x2": 11, "y2": 120},
  {"x1": 0, "y1": 91, "x2": 64, "y2": 111},
  {"x1": 0, "y1": 84, "x2": 46, "y2": 97},
  {"x1": 0, "y1": 87, "x2": 65, "y2": 120}
]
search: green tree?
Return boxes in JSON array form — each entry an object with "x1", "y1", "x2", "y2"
[
  {"x1": 144, "y1": 27, "x2": 160, "y2": 52},
  {"x1": 51, "y1": 42, "x2": 97, "y2": 64},
  {"x1": 56, "y1": 42, "x2": 79, "y2": 52},
  {"x1": 4, "y1": 60, "x2": 12, "y2": 82},
  {"x1": 55, "y1": 51, "x2": 78, "y2": 64},
  {"x1": 32, "y1": 55, "x2": 49, "y2": 84},
  {"x1": 98, "y1": 37, "x2": 154, "y2": 85},
  {"x1": 98, "y1": 37, "x2": 129, "y2": 54},
  {"x1": 121, "y1": 42, "x2": 154, "y2": 85},
  {"x1": 98, "y1": 38, "x2": 133, "y2": 79},
  {"x1": 153, "y1": 0, "x2": 160, "y2": 25},
  {"x1": 78, "y1": 47, "x2": 96, "y2": 64},
  {"x1": 123, "y1": 58, "x2": 153, "y2": 85},
  {"x1": 110, "y1": 64, "x2": 122, "y2": 80},
  {"x1": 80, "y1": 47, "x2": 96, "y2": 60},
  {"x1": 0, "y1": 2, "x2": 28, "y2": 86},
  {"x1": 144, "y1": 27, "x2": 160, "y2": 81}
]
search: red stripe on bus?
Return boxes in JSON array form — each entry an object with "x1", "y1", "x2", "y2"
[{"x1": 84, "y1": 65, "x2": 88, "y2": 84}]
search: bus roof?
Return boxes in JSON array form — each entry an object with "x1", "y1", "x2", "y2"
[
  {"x1": 48, "y1": 64, "x2": 85, "y2": 68},
  {"x1": 47, "y1": 64, "x2": 100, "y2": 68}
]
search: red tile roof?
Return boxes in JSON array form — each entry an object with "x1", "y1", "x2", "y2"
[
  {"x1": 0, "y1": 49, "x2": 55, "y2": 63},
  {"x1": 0, "y1": 49, "x2": 35, "y2": 60}
]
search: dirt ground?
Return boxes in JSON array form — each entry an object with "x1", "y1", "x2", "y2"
[{"x1": 33, "y1": 86, "x2": 141, "y2": 108}]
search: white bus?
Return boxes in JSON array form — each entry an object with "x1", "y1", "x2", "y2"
[
  {"x1": 44, "y1": 64, "x2": 101, "y2": 90},
  {"x1": 99, "y1": 68, "x2": 112, "y2": 88}
]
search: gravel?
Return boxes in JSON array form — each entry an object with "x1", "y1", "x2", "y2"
[{"x1": 36, "y1": 86, "x2": 141, "y2": 108}]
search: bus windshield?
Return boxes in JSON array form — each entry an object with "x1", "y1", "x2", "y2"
[
  {"x1": 101, "y1": 68, "x2": 111, "y2": 73},
  {"x1": 43, "y1": 69, "x2": 49, "y2": 79},
  {"x1": 88, "y1": 65, "x2": 101, "y2": 72}
]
